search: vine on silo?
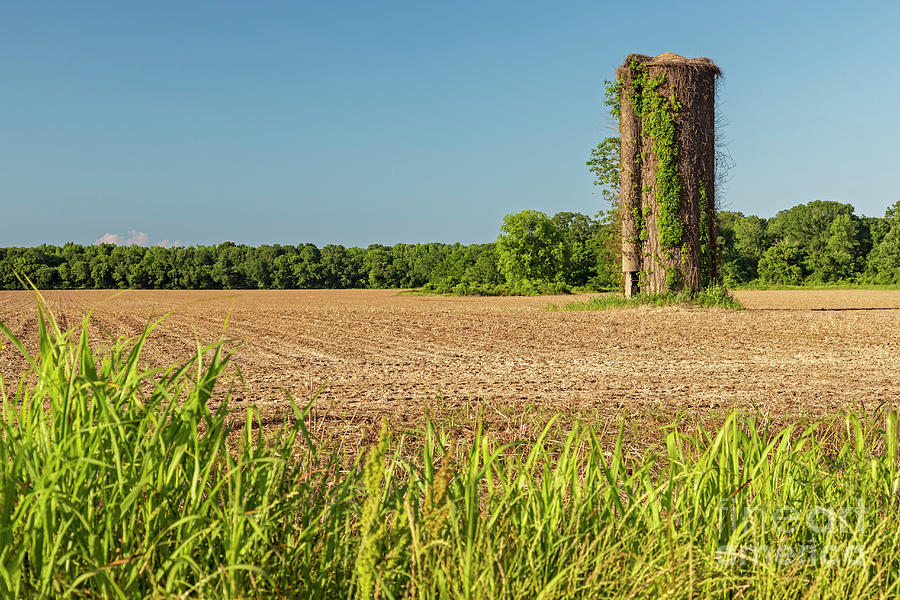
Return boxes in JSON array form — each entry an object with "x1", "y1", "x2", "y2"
[{"x1": 624, "y1": 60, "x2": 683, "y2": 250}]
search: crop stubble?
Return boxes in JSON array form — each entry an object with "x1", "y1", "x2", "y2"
[{"x1": 1, "y1": 289, "x2": 898, "y2": 436}]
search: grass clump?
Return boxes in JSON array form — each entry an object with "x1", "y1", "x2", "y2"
[
  {"x1": 549, "y1": 284, "x2": 743, "y2": 310},
  {"x1": 7, "y1": 299, "x2": 900, "y2": 598},
  {"x1": 0, "y1": 303, "x2": 357, "y2": 598}
]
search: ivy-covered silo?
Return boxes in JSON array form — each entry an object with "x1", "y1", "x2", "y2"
[{"x1": 618, "y1": 52, "x2": 720, "y2": 296}]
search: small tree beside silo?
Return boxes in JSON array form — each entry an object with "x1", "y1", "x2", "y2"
[
  {"x1": 617, "y1": 53, "x2": 721, "y2": 296},
  {"x1": 496, "y1": 210, "x2": 567, "y2": 287}
]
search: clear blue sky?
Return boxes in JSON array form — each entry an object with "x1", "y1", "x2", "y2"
[{"x1": 2, "y1": 0, "x2": 899, "y2": 247}]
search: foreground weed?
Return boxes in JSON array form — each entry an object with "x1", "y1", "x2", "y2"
[{"x1": 0, "y1": 302, "x2": 357, "y2": 598}]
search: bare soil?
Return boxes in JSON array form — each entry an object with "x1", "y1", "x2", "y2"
[{"x1": 1, "y1": 289, "x2": 899, "y2": 445}]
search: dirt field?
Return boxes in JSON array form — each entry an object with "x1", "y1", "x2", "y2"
[{"x1": 1, "y1": 289, "x2": 899, "y2": 438}]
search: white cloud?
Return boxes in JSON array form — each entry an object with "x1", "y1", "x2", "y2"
[
  {"x1": 156, "y1": 239, "x2": 183, "y2": 248},
  {"x1": 95, "y1": 232, "x2": 123, "y2": 245},
  {"x1": 94, "y1": 230, "x2": 155, "y2": 246},
  {"x1": 125, "y1": 230, "x2": 149, "y2": 246}
]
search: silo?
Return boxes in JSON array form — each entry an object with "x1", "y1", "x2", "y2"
[{"x1": 617, "y1": 52, "x2": 720, "y2": 296}]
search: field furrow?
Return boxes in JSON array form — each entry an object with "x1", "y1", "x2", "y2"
[{"x1": 1, "y1": 289, "x2": 898, "y2": 428}]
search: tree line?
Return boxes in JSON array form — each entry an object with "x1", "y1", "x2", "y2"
[
  {"x1": 0, "y1": 210, "x2": 617, "y2": 294},
  {"x1": 718, "y1": 199, "x2": 900, "y2": 286},
  {"x1": 1, "y1": 200, "x2": 899, "y2": 292}
]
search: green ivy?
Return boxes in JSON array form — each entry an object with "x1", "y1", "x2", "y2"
[
  {"x1": 665, "y1": 264, "x2": 680, "y2": 289},
  {"x1": 640, "y1": 206, "x2": 649, "y2": 242},
  {"x1": 624, "y1": 61, "x2": 683, "y2": 250}
]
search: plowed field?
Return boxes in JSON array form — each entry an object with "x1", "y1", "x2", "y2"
[{"x1": 1, "y1": 289, "x2": 899, "y2": 435}]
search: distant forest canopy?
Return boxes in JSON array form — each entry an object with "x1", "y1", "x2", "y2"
[{"x1": 2, "y1": 199, "x2": 900, "y2": 293}]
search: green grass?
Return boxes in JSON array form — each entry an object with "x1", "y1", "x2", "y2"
[
  {"x1": 548, "y1": 284, "x2": 744, "y2": 311},
  {"x1": 730, "y1": 282, "x2": 900, "y2": 291},
  {"x1": 4, "y1": 299, "x2": 900, "y2": 598}
]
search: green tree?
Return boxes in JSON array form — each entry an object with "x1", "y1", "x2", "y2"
[
  {"x1": 407, "y1": 243, "x2": 449, "y2": 287},
  {"x1": 819, "y1": 214, "x2": 860, "y2": 282},
  {"x1": 768, "y1": 200, "x2": 860, "y2": 280},
  {"x1": 185, "y1": 246, "x2": 216, "y2": 288},
  {"x1": 717, "y1": 211, "x2": 744, "y2": 285},
  {"x1": 464, "y1": 244, "x2": 503, "y2": 286},
  {"x1": 733, "y1": 215, "x2": 769, "y2": 277},
  {"x1": 127, "y1": 258, "x2": 151, "y2": 289},
  {"x1": 246, "y1": 245, "x2": 281, "y2": 289},
  {"x1": 867, "y1": 225, "x2": 900, "y2": 284},
  {"x1": 364, "y1": 245, "x2": 398, "y2": 288},
  {"x1": 758, "y1": 242, "x2": 803, "y2": 285},
  {"x1": 586, "y1": 136, "x2": 621, "y2": 210},
  {"x1": 33, "y1": 265, "x2": 59, "y2": 288},
  {"x1": 294, "y1": 244, "x2": 323, "y2": 288},
  {"x1": 428, "y1": 244, "x2": 474, "y2": 290},
  {"x1": 587, "y1": 213, "x2": 619, "y2": 289},
  {"x1": 586, "y1": 79, "x2": 622, "y2": 210},
  {"x1": 717, "y1": 213, "x2": 771, "y2": 285},
  {"x1": 886, "y1": 200, "x2": 900, "y2": 224},
  {"x1": 553, "y1": 212, "x2": 600, "y2": 285},
  {"x1": 9, "y1": 250, "x2": 39, "y2": 287},
  {"x1": 496, "y1": 210, "x2": 567, "y2": 285},
  {"x1": 321, "y1": 245, "x2": 363, "y2": 288},
  {"x1": 211, "y1": 242, "x2": 248, "y2": 289},
  {"x1": 58, "y1": 243, "x2": 89, "y2": 288}
]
